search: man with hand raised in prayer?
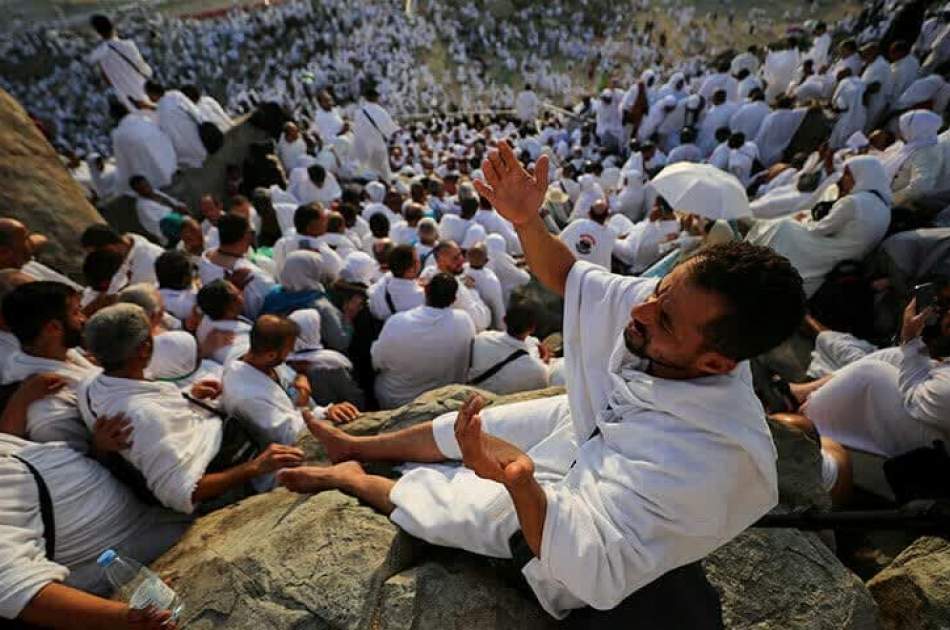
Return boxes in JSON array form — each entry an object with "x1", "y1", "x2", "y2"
[{"x1": 280, "y1": 142, "x2": 806, "y2": 626}]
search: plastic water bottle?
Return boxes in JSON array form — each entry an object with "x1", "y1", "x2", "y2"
[{"x1": 97, "y1": 549, "x2": 184, "y2": 620}]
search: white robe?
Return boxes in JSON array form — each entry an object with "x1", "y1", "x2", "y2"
[
  {"x1": 464, "y1": 265, "x2": 506, "y2": 331},
  {"x1": 20, "y1": 261, "x2": 82, "y2": 291},
  {"x1": 135, "y1": 192, "x2": 181, "y2": 244},
  {"x1": 371, "y1": 305, "x2": 475, "y2": 408},
  {"x1": 367, "y1": 274, "x2": 425, "y2": 321},
  {"x1": 729, "y1": 101, "x2": 770, "y2": 143},
  {"x1": 468, "y1": 331, "x2": 550, "y2": 395},
  {"x1": 485, "y1": 235, "x2": 531, "y2": 304},
  {"x1": 88, "y1": 37, "x2": 152, "y2": 112},
  {"x1": 804, "y1": 340, "x2": 950, "y2": 457},
  {"x1": 77, "y1": 374, "x2": 223, "y2": 514},
  {"x1": 806, "y1": 331, "x2": 878, "y2": 378},
  {"x1": 159, "y1": 288, "x2": 197, "y2": 323},
  {"x1": 474, "y1": 210, "x2": 522, "y2": 255},
  {"x1": 612, "y1": 219, "x2": 680, "y2": 272},
  {"x1": 314, "y1": 107, "x2": 346, "y2": 140},
  {"x1": 515, "y1": 90, "x2": 541, "y2": 123},
  {"x1": 278, "y1": 136, "x2": 309, "y2": 173},
  {"x1": 747, "y1": 157, "x2": 891, "y2": 296},
  {"x1": 155, "y1": 90, "x2": 207, "y2": 169},
  {"x1": 0, "y1": 331, "x2": 20, "y2": 382},
  {"x1": 0, "y1": 435, "x2": 189, "y2": 619},
  {"x1": 195, "y1": 317, "x2": 252, "y2": 366},
  {"x1": 419, "y1": 266, "x2": 492, "y2": 332},
  {"x1": 0, "y1": 350, "x2": 100, "y2": 452},
  {"x1": 354, "y1": 102, "x2": 398, "y2": 180},
  {"x1": 754, "y1": 107, "x2": 808, "y2": 167},
  {"x1": 198, "y1": 253, "x2": 275, "y2": 320},
  {"x1": 559, "y1": 219, "x2": 614, "y2": 270},
  {"x1": 112, "y1": 113, "x2": 177, "y2": 195},
  {"x1": 197, "y1": 95, "x2": 233, "y2": 132},
  {"x1": 389, "y1": 261, "x2": 778, "y2": 618},
  {"x1": 288, "y1": 167, "x2": 342, "y2": 205}
]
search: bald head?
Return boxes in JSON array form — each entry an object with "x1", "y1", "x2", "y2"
[
  {"x1": 0, "y1": 218, "x2": 33, "y2": 269},
  {"x1": 248, "y1": 314, "x2": 299, "y2": 369},
  {"x1": 466, "y1": 243, "x2": 488, "y2": 269}
]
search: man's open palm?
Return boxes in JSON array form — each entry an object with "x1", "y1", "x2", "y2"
[{"x1": 473, "y1": 141, "x2": 550, "y2": 227}]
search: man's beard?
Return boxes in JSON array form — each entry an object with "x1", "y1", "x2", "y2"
[
  {"x1": 623, "y1": 320, "x2": 650, "y2": 359},
  {"x1": 64, "y1": 325, "x2": 83, "y2": 350}
]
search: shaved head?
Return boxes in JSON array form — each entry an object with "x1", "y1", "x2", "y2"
[
  {"x1": 466, "y1": 243, "x2": 488, "y2": 269},
  {"x1": 0, "y1": 218, "x2": 33, "y2": 269}
]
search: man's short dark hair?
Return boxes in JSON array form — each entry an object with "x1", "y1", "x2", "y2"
[
  {"x1": 82, "y1": 250, "x2": 124, "y2": 289},
  {"x1": 426, "y1": 272, "x2": 459, "y2": 309},
  {"x1": 460, "y1": 197, "x2": 479, "y2": 218},
  {"x1": 389, "y1": 244, "x2": 417, "y2": 278},
  {"x1": 155, "y1": 250, "x2": 193, "y2": 290},
  {"x1": 81, "y1": 224, "x2": 123, "y2": 249},
  {"x1": 90, "y1": 14, "x2": 113, "y2": 38},
  {"x1": 217, "y1": 213, "x2": 250, "y2": 246},
  {"x1": 505, "y1": 300, "x2": 539, "y2": 337},
  {"x1": 294, "y1": 203, "x2": 324, "y2": 234},
  {"x1": 307, "y1": 164, "x2": 327, "y2": 187},
  {"x1": 369, "y1": 212, "x2": 390, "y2": 238},
  {"x1": 3, "y1": 281, "x2": 76, "y2": 345},
  {"x1": 197, "y1": 279, "x2": 236, "y2": 320},
  {"x1": 249, "y1": 315, "x2": 299, "y2": 353},
  {"x1": 689, "y1": 242, "x2": 805, "y2": 361}
]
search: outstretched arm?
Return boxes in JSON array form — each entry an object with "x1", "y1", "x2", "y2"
[
  {"x1": 20, "y1": 583, "x2": 175, "y2": 630},
  {"x1": 474, "y1": 142, "x2": 575, "y2": 297}
]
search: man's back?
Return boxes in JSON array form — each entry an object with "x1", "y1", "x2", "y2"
[
  {"x1": 469, "y1": 330, "x2": 549, "y2": 395},
  {"x1": 371, "y1": 305, "x2": 475, "y2": 408}
]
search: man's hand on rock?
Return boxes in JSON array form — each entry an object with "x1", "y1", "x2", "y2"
[
  {"x1": 253, "y1": 444, "x2": 304, "y2": 476},
  {"x1": 473, "y1": 141, "x2": 549, "y2": 228}
]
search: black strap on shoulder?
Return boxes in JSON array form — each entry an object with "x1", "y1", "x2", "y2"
[
  {"x1": 384, "y1": 285, "x2": 397, "y2": 314},
  {"x1": 12, "y1": 455, "x2": 55, "y2": 559},
  {"x1": 361, "y1": 107, "x2": 389, "y2": 143},
  {"x1": 470, "y1": 349, "x2": 529, "y2": 385},
  {"x1": 106, "y1": 42, "x2": 150, "y2": 79}
]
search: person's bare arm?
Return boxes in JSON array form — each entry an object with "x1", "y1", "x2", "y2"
[
  {"x1": 19, "y1": 582, "x2": 174, "y2": 630},
  {"x1": 473, "y1": 142, "x2": 575, "y2": 297},
  {"x1": 191, "y1": 444, "x2": 303, "y2": 504}
]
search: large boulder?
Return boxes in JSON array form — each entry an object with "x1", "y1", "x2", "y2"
[
  {"x1": 153, "y1": 384, "x2": 877, "y2": 629},
  {"x1": 0, "y1": 88, "x2": 105, "y2": 280},
  {"x1": 867, "y1": 536, "x2": 950, "y2": 630}
]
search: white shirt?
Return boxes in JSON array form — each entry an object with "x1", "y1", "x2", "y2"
[
  {"x1": 469, "y1": 331, "x2": 549, "y2": 395},
  {"x1": 559, "y1": 219, "x2": 615, "y2": 269},
  {"x1": 371, "y1": 305, "x2": 475, "y2": 408},
  {"x1": 155, "y1": 90, "x2": 207, "y2": 169},
  {"x1": 77, "y1": 374, "x2": 223, "y2": 514},
  {"x1": 367, "y1": 274, "x2": 425, "y2": 320}
]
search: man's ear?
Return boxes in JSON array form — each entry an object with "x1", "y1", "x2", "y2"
[{"x1": 694, "y1": 351, "x2": 736, "y2": 376}]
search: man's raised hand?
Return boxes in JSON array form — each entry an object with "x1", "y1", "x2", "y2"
[
  {"x1": 454, "y1": 394, "x2": 535, "y2": 488},
  {"x1": 473, "y1": 141, "x2": 550, "y2": 227}
]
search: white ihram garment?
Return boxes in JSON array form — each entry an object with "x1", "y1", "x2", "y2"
[{"x1": 389, "y1": 261, "x2": 778, "y2": 618}]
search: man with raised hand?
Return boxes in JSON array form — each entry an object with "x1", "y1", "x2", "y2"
[{"x1": 280, "y1": 142, "x2": 806, "y2": 626}]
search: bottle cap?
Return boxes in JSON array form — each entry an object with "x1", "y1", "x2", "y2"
[{"x1": 97, "y1": 549, "x2": 117, "y2": 567}]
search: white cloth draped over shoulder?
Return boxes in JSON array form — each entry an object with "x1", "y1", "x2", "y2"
[
  {"x1": 112, "y1": 112, "x2": 177, "y2": 195},
  {"x1": 389, "y1": 261, "x2": 778, "y2": 618},
  {"x1": 747, "y1": 155, "x2": 892, "y2": 297},
  {"x1": 77, "y1": 374, "x2": 223, "y2": 514},
  {"x1": 155, "y1": 90, "x2": 207, "y2": 169},
  {"x1": 88, "y1": 37, "x2": 152, "y2": 112},
  {"x1": 0, "y1": 350, "x2": 100, "y2": 453}
]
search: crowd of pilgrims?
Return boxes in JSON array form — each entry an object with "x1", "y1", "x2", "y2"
[{"x1": 2, "y1": 0, "x2": 950, "y2": 627}]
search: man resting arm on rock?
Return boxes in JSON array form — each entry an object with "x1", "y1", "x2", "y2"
[{"x1": 279, "y1": 142, "x2": 807, "y2": 625}]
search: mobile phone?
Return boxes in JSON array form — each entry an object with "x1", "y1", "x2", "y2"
[{"x1": 915, "y1": 283, "x2": 938, "y2": 314}]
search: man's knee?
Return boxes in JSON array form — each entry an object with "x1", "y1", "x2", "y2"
[
  {"x1": 820, "y1": 437, "x2": 853, "y2": 505},
  {"x1": 770, "y1": 412, "x2": 819, "y2": 440}
]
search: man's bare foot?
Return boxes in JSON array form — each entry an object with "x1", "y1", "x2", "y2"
[
  {"x1": 306, "y1": 415, "x2": 358, "y2": 463},
  {"x1": 277, "y1": 461, "x2": 365, "y2": 494}
]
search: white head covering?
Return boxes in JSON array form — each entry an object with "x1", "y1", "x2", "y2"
[
  {"x1": 896, "y1": 75, "x2": 946, "y2": 110},
  {"x1": 340, "y1": 251, "x2": 379, "y2": 285},
  {"x1": 366, "y1": 181, "x2": 386, "y2": 203},
  {"x1": 146, "y1": 331, "x2": 199, "y2": 381},
  {"x1": 844, "y1": 155, "x2": 893, "y2": 206},
  {"x1": 286, "y1": 308, "x2": 353, "y2": 368},
  {"x1": 461, "y1": 223, "x2": 487, "y2": 249},
  {"x1": 280, "y1": 250, "x2": 326, "y2": 292},
  {"x1": 846, "y1": 131, "x2": 869, "y2": 150},
  {"x1": 881, "y1": 109, "x2": 942, "y2": 179}
]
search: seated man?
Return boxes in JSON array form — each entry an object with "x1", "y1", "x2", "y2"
[
  {"x1": 774, "y1": 291, "x2": 950, "y2": 503},
  {"x1": 419, "y1": 241, "x2": 491, "y2": 332},
  {"x1": 80, "y1": 224, "x2": 164, "y2": 290},
  {"x1": 371, "y1": 273, "x2": 476, "y2": 409},
  {"x1": 1, "y1": 377, "x2": 189, "y2": 629},
  {"x1": 280, "y1": 144, "x2": 805, "y2": 624},
  {"x1": 77, "y1": 304, "x2": 303, "y2": 514},
  {"x1": 195, "y1": 279, "x2": 251, "y2": 365},
  {"x1": 155, "y1": 250, "x2": 197, "y2": 324},
  {"x1": 1, "y1": 282, "x2": 100, "y2": 451},
  {"x1": 468, "y1": 300, "x2": 551, "y2": 395},
  {"x1": 220, "y1": 314, "x2": 358, "y2": 454},
  {"x1": 367, "y1": 244, "x2": 424, "y2": 321},
  {"x1": 464, "y1": 243, "x2": 506, "y2": 331},
  {"x1": 198, "y1": 213, "x2": 276, "y2": 320}
]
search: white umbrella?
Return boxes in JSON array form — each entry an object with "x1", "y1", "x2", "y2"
[{"x1": 649, "y1": 163, "x2": 751, "y2": 219}]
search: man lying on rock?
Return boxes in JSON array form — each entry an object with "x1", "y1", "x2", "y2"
[{"x1": 279, "y1": 142, "x2": 807, "y2": 626}]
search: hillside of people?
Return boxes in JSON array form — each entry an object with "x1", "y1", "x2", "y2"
[{"x1": 1, "y1": 0, "x2": 950, "y2": 628}]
